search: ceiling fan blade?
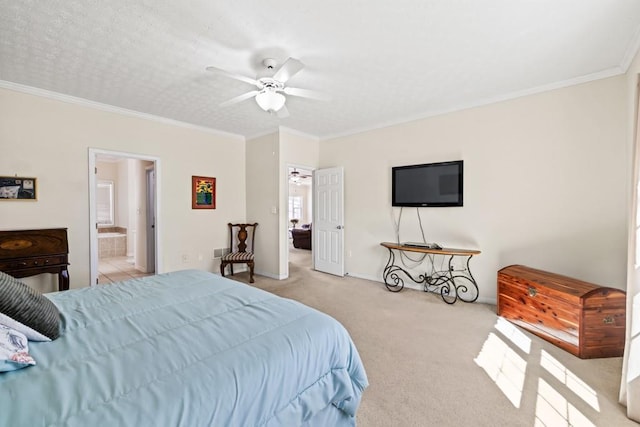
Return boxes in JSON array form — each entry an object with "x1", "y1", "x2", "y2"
[
  {"x1": 272, "y1": 57, "x2": 304, "y2": 83},
  {"x1": 284, "y1": 87, "x2": 330, "y2": 101},
  {"x1": 219, "y1": 90, "x2": 259, "y2": 107},
  {"x1": 206, "y1": 66, "x2": 259, "y2": 86},
  {"x1": 276, "y1": 105, "x2": 290, "y2": 119}
]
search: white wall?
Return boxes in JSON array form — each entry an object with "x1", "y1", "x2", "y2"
[
  {"x1": 626, "y1": 41, "x2": 640, "y2": 279},
  {"x1": 133, "y1": 160, "x2": 152, "y2": 273},
  {"x1": 116, "y1": 160, "x2": 128, "y2": 234},
  {"x1": 279, "y1": 129, "x2": 319, "y2": 276},
  {"x1": 0, "y1": 87, "x2": 245, "y2": 292},
  {"x1": 245, "y1": 129, "x2": 319, "y2": 279},
  {"x1": 320, "y1": 76, "x2": 628, "y2": 303},
  {"x1": 118, "y1": 159, "x2": 133, "y2": 255},
  {"x1": 1, "y1": 72, "x2": 632, "y2": 301},
  {"x1": 246, "y1": 132, "x2": 280, "y2": 278}
]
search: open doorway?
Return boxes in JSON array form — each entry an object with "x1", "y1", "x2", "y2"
[
  {"x1": 287, "y1": 166, "x2": 313, "y2": 272},
  {"x1": 89, "y1": 149, "x2": 161, "y2": 286}
]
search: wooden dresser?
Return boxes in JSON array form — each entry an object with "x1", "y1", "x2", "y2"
[
  {"x1": 498, "y1": 265, "x2": 625, "y2": 359},
  {"x1": 0, "y1": 228, "x2": 70, "y2": 291}
]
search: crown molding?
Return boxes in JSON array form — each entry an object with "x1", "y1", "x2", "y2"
[
  {"x1": 620, "y1": 25, "x2": 640, "y2": 72},
  {"x1": 244, "y1": 127, "x2": 279, "y2": 140},
  {"x1": 278, "y1": 126, "x2": 320, "y2": 141},
  {"x1": 0, "y1": 80, "x2": 245, "y2": 141},
  {"x1": 245, "y1": 126, "x2": 321, "y2": 141},
  {"x1": 319, "y1": 67, "x2": 625, "y2": 141}
]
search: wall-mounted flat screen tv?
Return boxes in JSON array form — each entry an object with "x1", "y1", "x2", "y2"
[{"x1": 392, "y1": 160, "x2": 463, "y2": 207}]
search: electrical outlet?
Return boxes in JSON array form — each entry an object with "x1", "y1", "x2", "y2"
[{"x1": 181, "y1": 254, "x2": 188, "y2": 263}]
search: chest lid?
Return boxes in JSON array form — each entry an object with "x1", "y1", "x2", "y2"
[{"x1": 498, "y1": 264, "x2": 624, "y2": 306}]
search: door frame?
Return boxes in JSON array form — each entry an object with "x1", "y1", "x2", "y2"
[
  {"x1": 284, "y1": 163, "x2": 315, "y2": 279},
  {"x1": 88, "y1": 148, "x2": 162, "y2": 286},
  {"x1": 145, "y1": 165, "x2": 156, "y2": 272}
]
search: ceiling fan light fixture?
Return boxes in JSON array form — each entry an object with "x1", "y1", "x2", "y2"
[{"x1": 255, "y1": 90, "x2": 286, "y2": 113}]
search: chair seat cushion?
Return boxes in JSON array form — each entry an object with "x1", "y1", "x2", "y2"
[{"x1": 222, "y1": 252, "x2": 254, "y2": 262}]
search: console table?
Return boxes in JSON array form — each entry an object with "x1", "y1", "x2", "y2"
[
  {"x1": 380, "y1": 242, "x2": 480, "y2": 304},
  {"x1": 0, "y1": 228, "x2": 70, "y2": 291}
]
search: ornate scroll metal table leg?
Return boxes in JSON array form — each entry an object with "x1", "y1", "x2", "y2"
[
  {"x1": 382, "y1": 248, "x2": 405, "y2": 292},
  {"x1": 437, "y1": 255, "x2": 458, "y2": 304},
  {"x1": 425, "y1": 274, "x2": 457, "y2": 304},
  {"x1": 453, "y1": 256, "x2": 479, "y2": 303},
  {"x1": 420, "y1": 255, "x2": 458, "y2": 304}
]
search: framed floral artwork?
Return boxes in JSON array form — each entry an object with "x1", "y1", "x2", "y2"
[{"x1": 192, "y1": 176, "x2": 215, "y2": 209}]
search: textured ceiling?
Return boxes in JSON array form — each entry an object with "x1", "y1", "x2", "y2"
[{"x1": 1, "y1": 1, "x2": 640, "y2": 140}]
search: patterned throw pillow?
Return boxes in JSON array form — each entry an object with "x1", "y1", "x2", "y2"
[
  {"x1": 0, "y1": 325, "x2": 36, "y2": 371},
  {"x1": 0, "y1": 271, "x2": 60, "y2": 341}
]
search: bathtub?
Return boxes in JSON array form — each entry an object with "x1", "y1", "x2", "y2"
[
  {"x1": 98, "y1": 232, "x2": 127, "y2": 258},
  {"x1": 98, "y1": 232, "x2": 125, "y2": 238}
]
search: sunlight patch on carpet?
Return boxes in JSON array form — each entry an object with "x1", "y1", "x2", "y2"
[
  {"x1": 535, "y1": 378, "x2": 596, "y2": 427},
  {"x1": 540, "y1": 350, "x2": 600, "y2": 412},
  {"x1": 474, "y1": 332, "x2": 527, "y2": 408},
  {"x1": 495, "y1": 316, "x2": 532, "y2": 354}
]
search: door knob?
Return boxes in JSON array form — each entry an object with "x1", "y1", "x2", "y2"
[{"x1": 336, "y1": 225, "x2": 343, "y2": 230}]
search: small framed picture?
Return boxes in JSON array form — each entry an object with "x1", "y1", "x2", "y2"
[
  {"x1": 191, "y1": 176, "x2": 216, "y2": 209},
  {"x1": 0, "y1": 176, "x2": 37, "y2": 200}
]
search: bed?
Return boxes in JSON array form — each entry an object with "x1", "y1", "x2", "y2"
[{"x1": 0, "y1": 269, "x2": 368, "y2": 426}]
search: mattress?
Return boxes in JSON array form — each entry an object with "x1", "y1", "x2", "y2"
[{"x1": 0, "y1": 269, "x2": 368, "y2": 426}]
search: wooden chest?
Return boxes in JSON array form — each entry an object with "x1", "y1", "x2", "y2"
[{"x1": 497, "y1": 265, "x2": 626, "y2": 359}]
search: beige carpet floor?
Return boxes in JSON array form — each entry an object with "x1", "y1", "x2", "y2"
[{"x1": 231, "y1": 247, "x2": 633, "y2": 426}]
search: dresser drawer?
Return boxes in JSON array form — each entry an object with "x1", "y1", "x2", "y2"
[{"x1": 0, "y1": 255, "x2": 67, "y2": 271}]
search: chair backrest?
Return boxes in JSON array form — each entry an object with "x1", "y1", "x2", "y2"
[{"x1": 228, "y1": 223, "x2": 258, "y2": 254}]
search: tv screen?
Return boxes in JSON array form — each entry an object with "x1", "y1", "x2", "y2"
[{"x1": 392, "y1": 160, "x2": 463, "y2": 207}]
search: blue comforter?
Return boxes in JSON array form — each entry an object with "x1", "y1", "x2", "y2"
[{"x1": 0, "y1": 270, "x2": 368, "y2": 426}]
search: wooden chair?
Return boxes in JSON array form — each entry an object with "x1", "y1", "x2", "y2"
[{"x1": 220, "y1": 223, "x2": 258, "y2": 283}]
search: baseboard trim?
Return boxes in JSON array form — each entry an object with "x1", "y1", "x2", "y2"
[
  {"x1": 255, "y1": 269, "x2": 287, "y2": 280},
  {"x1": 346, "y1": 272, "x2": 496, "y2": 305},
  {"x1": 346, "y1": 272, "x2": 381, "y2": 283}
]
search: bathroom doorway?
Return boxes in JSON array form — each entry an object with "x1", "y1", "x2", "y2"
[{"x1": 89, "y1": 149, "x2": 161, "y2": 285}]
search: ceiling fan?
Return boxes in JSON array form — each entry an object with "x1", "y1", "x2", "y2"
[
  {"x1": 206, "y1": 57, "x2": 328, "y2": 118},
  {"x1": 289, "y1": 168, "x2": 312, "y2": 182}
]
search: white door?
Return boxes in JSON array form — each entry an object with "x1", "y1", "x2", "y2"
[
  {"x1": 145, "y1": 167, "x2": 156, "y2": 273},
  {"x1": 313, "y1": 167, "x2": 344, "y2": 276}
]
